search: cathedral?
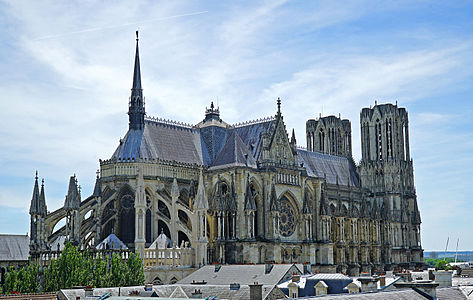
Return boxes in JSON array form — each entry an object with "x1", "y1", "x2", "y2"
[{"x1": 29, "y1": 32, "x2": 423, "y2": 278}]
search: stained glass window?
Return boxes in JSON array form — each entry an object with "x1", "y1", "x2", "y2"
[{"x1": 279, "y1": 196, "x2": 296, "y2": 237}]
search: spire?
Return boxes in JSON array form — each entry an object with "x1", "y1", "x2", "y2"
[
  {"x1": 92, "y1": 170, "x2": 102, "y2": 198},
  {"x1": 302, "y1": 188, "x2": 312, "y2": 214},
  {"x1": 276, "y1": 97, "x2": 281, "y2": 116},
  {"x1": 64, "y1": 175, "x2": 80, "y2": 210},
  {"x1": 128, "y1": 30, "x2": 145, "y2": 130},
  {"x1": 244, "y1": 174, "x2": 256, "y2": 211},
  {"x1": 133, "y1": 31, "x2": 141, "y2": 90},
  {"x1": 189, "y1": 179, "x2": 196, "y2": 199},
  {"x1": 291, "y1": 128, "x2": 296, "y2": 145},
  {"x1": 39, "y1": 178, "x2": 47, "y2": 216},
  {"x1": 194, "y1": 170, "x2": 208, "y2": 210},
  {"x1": 319, "y1": 189, "x2": 328, "y2": 215},
  {"x1": 171, "y1": 177, "x2": 180, "y2": 199},
  {"x1": 29, "y1": 171, "x2": 40, "y2": 215}
]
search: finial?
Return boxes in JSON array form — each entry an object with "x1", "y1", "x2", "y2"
[
  {"x1": 277, "y1": 97, "x2": 281, "y2": 113},
  {"x1": 136, "y1": 30, "x2": 139, "y2": 41},
  {"x1": 35, "y1": 170, "x2": 38, "y2": 179},
  {"x1": 211, "y1": 101, "x2": 214, "y2": 110},
  {"x1": 41, "y1": 178, "x2": 44, "y2": 186},
  {"x1": 96, "y1": 169, "x2": 100, "y2": 179}
]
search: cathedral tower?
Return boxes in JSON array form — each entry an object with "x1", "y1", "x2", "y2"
[
  {"x1": 359, "y1": 102, "x2": 413, "y2": 193},
  {"x1": 359, "y1": 102, "x2": 422, "y2": 268},
  {"x1": 306, "y1": 115, "x2": 352, "y2": 157},
  {"x1": 128, "y1": 31, "x2": 145, "y2": 130}
]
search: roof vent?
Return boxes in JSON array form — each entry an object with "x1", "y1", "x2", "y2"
[
  {"x1": 214, "y1": 264, "x2": 221, "y2": 272},
  {"x1": 230, "y1": 283, "x2": 240, "y2": 290}
]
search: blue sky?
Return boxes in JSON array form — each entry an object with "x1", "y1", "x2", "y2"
[{"x1": 0, "y1": 1, "x2": 472, "y2": 251}]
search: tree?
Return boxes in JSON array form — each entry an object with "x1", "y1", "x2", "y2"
[{"x1": 4, "y1": 242, "x2": 145, "y2": 294}]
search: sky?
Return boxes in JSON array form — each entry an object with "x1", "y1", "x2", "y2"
[{"x1": 0, "y1": 1, "x2": 472, "y2": 251}]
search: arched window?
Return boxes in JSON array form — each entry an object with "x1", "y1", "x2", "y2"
[
  {"x1": 145, "y1": 191, "x2": 152, "y2": 244},
  {"x1": 319, "y1": 129, "x2": 325, "y2": 152},
  {"x1": 376, "y1": 120, "x2": 382, "y2": 160},
  {"x1": 386, "y1": 118, "x2": 393, "y2": 158}
]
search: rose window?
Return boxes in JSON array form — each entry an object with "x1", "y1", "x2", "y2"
[{"x1": 279, "y1": 197, "x2": 296, "y2": 237}]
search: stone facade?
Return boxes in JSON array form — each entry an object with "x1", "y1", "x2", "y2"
[{"x1": 29, "y1": 34, "x2": 423, "y2": 278}]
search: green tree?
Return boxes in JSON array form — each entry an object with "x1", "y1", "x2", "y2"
[
  {"x1": 435, "y1": 259, "x2": 452, "y2": 270},
  {"x1": 5, "y1": 242, "x2": 146, "y2": 294}
]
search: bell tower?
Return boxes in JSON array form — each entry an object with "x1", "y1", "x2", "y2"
[{"x1": 359, "y1": 102, "x2": 422, "y2": 267}]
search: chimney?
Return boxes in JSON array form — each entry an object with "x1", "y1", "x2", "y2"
[
  {"x1": 249, "y1": 282, "x2": 262, "y2": 300},
  {"x1": 358, "y1": 277, "x2": 380, "y2": 292},
  {"x1": 191, "y1": 289, "x2": 203, "y2": 299},
  {"x1": 292, "y1": 274, "x2": 301, "y2": 282},
  {"x1": 84, "y1": 286, "x2": 93, "y2": 297},
  {"x1": 379, "y1": 276, "x2": 386, "y2": 287}
]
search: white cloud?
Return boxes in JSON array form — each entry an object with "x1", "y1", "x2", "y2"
[{"x1": 1, "y1": 1, "x2": 473, "y2": 250}]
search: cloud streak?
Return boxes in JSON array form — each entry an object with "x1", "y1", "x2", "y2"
[
  {"x1": 32, "y1": 11, "x2": 209, "y2": 41},
  {"x1": 1, "y1": 1, "x2": 473, "y2": 250}
]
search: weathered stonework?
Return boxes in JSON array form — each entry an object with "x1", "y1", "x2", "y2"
[{"x1": 29, "y1": 34, "x2": 423, "y2": 280}]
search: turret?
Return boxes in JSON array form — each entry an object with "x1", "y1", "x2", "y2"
[
  {"x1": 64, "y1": 175, "x2": 81, "y2": 245},
  {"x1": 306, "y1": 115, "x2": 352, "y2": 157},
  {"x1": 29, "y1": 171, "x2": 47, "y2": 251}
]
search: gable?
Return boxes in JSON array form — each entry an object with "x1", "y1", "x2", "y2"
[{"x1": 268, "y1": 118, "x2": 294, "y2": 164}]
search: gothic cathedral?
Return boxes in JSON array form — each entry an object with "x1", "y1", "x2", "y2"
[{"x1": 29, "y1": 33, "x2": 423, "y2": 277}]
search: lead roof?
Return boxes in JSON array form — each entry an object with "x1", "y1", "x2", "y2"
[{"x1": 111, "y1": 116, "x2": 359, "y2": 188}]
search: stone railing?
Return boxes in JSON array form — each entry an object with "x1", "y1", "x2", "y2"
[
  {"x1": 30, "y1": 249, "x2": 135, "y2": 266},
  {"x1": 143, "y1": 247, "x2": 195, "y2": 268},
  {"x1": 100, "y1": 161, "x2": 199, "y2": 180}
]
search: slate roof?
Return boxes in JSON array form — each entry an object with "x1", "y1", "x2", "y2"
[
  {"x1": 0, "y1": 234, "x2": 29, "y2": 261},
  {"x1": 234, "y1": 120, "x2": 275, "y2": 160},
  {"x1": 297, "y1": 286, "x2": 467, "y2": 300},
  {"x1": 178, "y1": 264, "x2": 302, "y2": 286},
  {"x1": 297, "y1": 149, "x2": 359, "y2": 187},
  {"x1": 210, "y1": 129, "x2": 257, "y2": 169},
  {"x1": 61, "y1": 284, "x2": 281, "y2": 300},
  {"x1": 112, "y1": 122, "x2": 203, "y2": 165},
  {"x1": 111, "y1": 116, "x2": 360, "y2": 187},
  {"x1": 279, "y1": 273, "x2": 353, "y2": 297}
]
